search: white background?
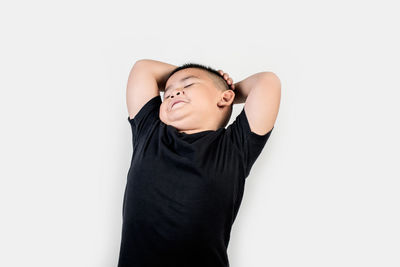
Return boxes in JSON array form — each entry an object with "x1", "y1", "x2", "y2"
[{"x1": 1, "y1": 0, "x2": 399, "y2": 266}]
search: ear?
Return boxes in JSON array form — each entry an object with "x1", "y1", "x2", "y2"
[{"x1": 217, "y1": 90, "x2": 235, "y2": 107}]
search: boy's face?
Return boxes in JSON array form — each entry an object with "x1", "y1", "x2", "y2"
[{"x1": 159, "y1": 68, "x2": 232, "y2": 133}]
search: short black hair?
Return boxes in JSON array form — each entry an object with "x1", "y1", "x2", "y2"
[{"x1": 165, "y1": 62, "x2": 234, "y2": 128}]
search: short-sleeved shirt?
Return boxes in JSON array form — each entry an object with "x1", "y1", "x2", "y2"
[{"x1": 117, "y1": 95, "x2": 273, "y2": 267}]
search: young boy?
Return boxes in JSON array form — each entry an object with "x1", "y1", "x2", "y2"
[{"x1": 118, "y1": 59, "x2": 281, "y2": 267}]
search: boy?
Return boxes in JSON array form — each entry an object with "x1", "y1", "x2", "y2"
[{"x1": 118, "y1": 59, "x2": 281, "y2": 267}]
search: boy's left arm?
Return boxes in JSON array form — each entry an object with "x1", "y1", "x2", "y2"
[{"x1": 232, "y1": 72, "x2": 281, "y2": 135}]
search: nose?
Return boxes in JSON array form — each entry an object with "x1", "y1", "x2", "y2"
[{"x1": 170, "y1": 88, "x2": 184, "y2": 98}]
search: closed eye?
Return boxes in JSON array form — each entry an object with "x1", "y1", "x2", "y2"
[{"x1": 165, "y1": 83, "x2": 194, "y2": 99}]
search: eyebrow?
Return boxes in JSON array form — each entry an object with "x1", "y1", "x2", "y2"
[{"x1": 164, "y1": 75, "x2": 200, "y2": 93}]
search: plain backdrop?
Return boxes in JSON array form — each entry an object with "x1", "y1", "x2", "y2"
[{"x1": 1, "y1": 0, "x2": 399, "y2": 266}]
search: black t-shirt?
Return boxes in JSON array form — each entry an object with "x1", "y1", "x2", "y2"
[{"x1": 118, "y1": 95, "x2": 273, "y2": 267}]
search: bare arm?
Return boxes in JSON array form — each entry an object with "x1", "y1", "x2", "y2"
[
  {"x1": 232, "y1": 72, "x2": 273, "y2": 104},
  {"x1": 135, "y1": 59, "x2": 178, "y2": 92},
  {"x1": 126, "y1": 59, "x2": 177, "y2": 119},
  {"x1": 232, "y1": 71, "x2": 281, "y2": 134}
]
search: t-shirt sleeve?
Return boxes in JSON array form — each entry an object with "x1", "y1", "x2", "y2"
[
  {"x1": 127, "y1": 95, "x2": 162, "y2": 146},
  {"x1": 225, "y1": 106, "x2": 274, "y2": 178}
]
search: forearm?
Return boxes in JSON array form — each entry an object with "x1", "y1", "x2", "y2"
[
  {"x1": 233, "y1": 72, "x2": 271, "y2": 104},
  {"x1": 135, "y1": 59, "x2": 177, "y2": 92}
]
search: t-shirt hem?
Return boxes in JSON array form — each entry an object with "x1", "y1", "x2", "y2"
[
  {"x1": 127, "y1": 95, "x2": 161, "y2": 124},
  {"x1": 240, "y1": 107, "x2": 274, "y2": 143}
]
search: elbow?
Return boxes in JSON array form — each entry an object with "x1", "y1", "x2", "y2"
[{"x1": 260, "y1": 72, "x2": 281, "y2": 90}]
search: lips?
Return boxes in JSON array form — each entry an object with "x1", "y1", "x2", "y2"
[{"x1": 170, "y1": 99, "x2": 188, "y2": 110}]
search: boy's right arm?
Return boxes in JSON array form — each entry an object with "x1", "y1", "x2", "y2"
[{"x1": 126, "y1": 59, "x2": 177, "y2": 120}]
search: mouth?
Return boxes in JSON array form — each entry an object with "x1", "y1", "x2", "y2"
[{"x1": 170, "y1": 100, "x2": 187, "y2": 110}]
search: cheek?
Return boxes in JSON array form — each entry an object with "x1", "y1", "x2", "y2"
[
  {"x1": 194, "y1": 93, "x2": 213, "y2": 107},
  {"x1": 190, "y1": 100, "x2": 211, "y2": 114}
]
